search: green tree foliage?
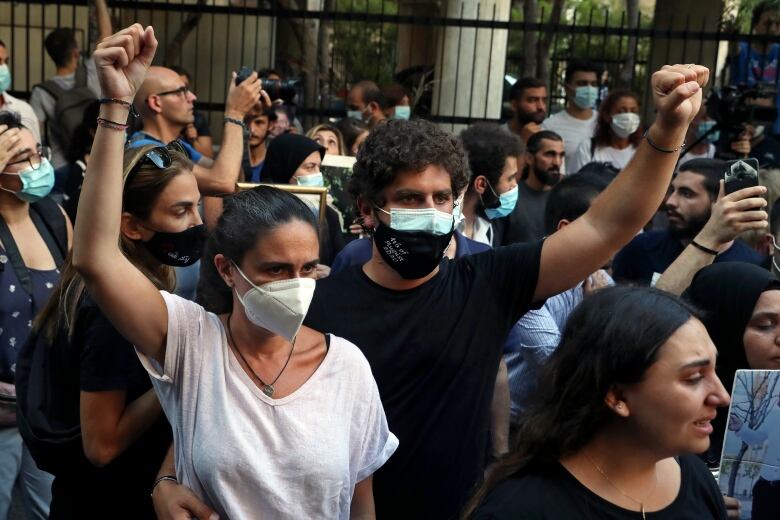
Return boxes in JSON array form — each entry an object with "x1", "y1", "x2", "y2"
[{"x1": 332, "y1": 0, "x2": 399, "y2": 87}]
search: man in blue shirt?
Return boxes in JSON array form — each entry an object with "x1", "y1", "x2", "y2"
[
  {"x1": 613, "y1": 158, "x2": 765, "y2": 284},
  {"x1": 128, "y1": 66, "x2": 262, "y2": 196}
]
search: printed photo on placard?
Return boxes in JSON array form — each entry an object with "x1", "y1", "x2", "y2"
[
  {"x1": 718, "y1": 370, "x2": 780, "y2": 520},
  {"x1": 321, "y1": 154, "x2": 357, "y2": 230}
]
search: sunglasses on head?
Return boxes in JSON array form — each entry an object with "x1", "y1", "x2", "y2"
[{"x1": 126, "y1": 141, "x2": 188, "y2": 182}]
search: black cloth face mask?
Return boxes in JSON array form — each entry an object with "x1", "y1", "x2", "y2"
[
  {"x1": 372, "y1": 220, "x2": 454, "y2": 279},
  {"x1": 142, "y1": 224, "x2": 206, "y2": 267}
]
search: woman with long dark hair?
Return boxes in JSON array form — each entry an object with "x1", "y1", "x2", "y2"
[
  {"x1": 16, "y1": 143, "x2": 197, "y2": 518},
  {"x1": 71, "y1": 24, "x2": 396, "y2": 519},
  {"x1": 465, "y1": 286, "x2": 730, "y2": 519},
  {"x1": 570, "y1": 89, "x2": 643, "y2": 173}
]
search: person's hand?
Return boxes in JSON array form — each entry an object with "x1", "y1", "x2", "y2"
[
  {"x1": 152, "y1": 480, "x2": 218, "y2": 520},
  {"x1": 260, "y1": 90, "x2": 273, "y2": 110},
  {"x1": 650, "y1": 64, "x2": 709, "y2": 132},
  {"x1": 695, "y1": 181, "x2": 767, "y2": 249},
  {"x1": 520, "y1": 122, "x2": 543, "y2": 142},
  {"x1": 314, "y1": 264, "x2": 331, "y2": 279},
  {"x1": 225, "y1": 71, "x2": 263, "y2": 120},
  {"x1": 0, "y1": 381, "x2": 16, "y2": 427},
  {"x1": 0, "y1": 126, "x2": 28, "y2": 172},
  {"x1": 93, "y1": 24, "x2": 157, "y2": 102},
  {"x1": 730, "y1": 138, "x2": 751, "y2": 158},
  {"x1": 183, "y1": 124, "x2": 198, "y2": 142},
  {"x1": 723, "y1": 496, "x2": 741, "y2": 519},
  {"x1": 583, "y1": 270, "x2": 611, "y2": 295},
  {"x1": 728, "y1": 413, "x2": 743, "y2": 432}
]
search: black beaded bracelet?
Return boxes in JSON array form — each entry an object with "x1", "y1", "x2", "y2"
[
  {"x1": 643, "y1": 129, "x2": 684, "y2": 153},
  {"x1": 224, "y1": 116, "x2": 246, "y2": 128},
  {"x1": 691, "y1": 240, "x2": 719, "y2": 256},
  {"x1": 150, "y1": 475, "x2": 178, "y2": 497},
  {"x1": 98, "y1": 98, "x2": 139, "y2": 119}
]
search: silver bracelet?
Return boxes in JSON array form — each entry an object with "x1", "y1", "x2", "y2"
[{"x1": 151, "y1": 475, "x2": 178, "y2": 497}]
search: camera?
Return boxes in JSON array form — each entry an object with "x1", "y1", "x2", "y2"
[
  {"x1": 235, "y1": 66, "x2": 300, "y2": 104},
  {"x1": 707, "y1": 85, "x2": 778, "y2": 132}
]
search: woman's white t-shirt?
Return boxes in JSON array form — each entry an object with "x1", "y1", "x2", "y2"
[
  {"x1": 137, "y1": 291, "x2": 398, "y2": 520},
  {"x1": 570, "y1": 140, "x2": 638, "y2": 173}
]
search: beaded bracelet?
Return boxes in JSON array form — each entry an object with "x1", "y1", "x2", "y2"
[
  {"x1": 643, "y1": 129, "x2": 684, "y2": 154},
  {"x1": 98, "y1": 97, "x2": 139, "y2": 119},
  {"x1": 224, "y1": 116, "x2": 246, "y2": 129},
  {"x1": 96, "y1": 117, "x2": 128, "y2": 132},
  {"x1": 150, "y1": 475, "x2": 178, "y2": 497}
]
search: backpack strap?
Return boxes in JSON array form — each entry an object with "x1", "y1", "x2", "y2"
[
  {"x1": 30, "y1": 198, "x2": 67, "y2": 266},
  {"x1": 33, "y1": 80, "x2": 67, "y2": 103},
  {"x1": 74, "y1": 60, "x2": 88, "y2": 89},
  {"x1": 0, "y1": 217, "x2": 34, "y2": 295},
  {"x1": 32, "y1": 81, "x2": 68, "y2": 146},
  {"x1": 590, "y1": 137, "x2": 596, "y2": 160},
  {"x1": 0, "y1": 200, "x2": 67, "y2": 295}
]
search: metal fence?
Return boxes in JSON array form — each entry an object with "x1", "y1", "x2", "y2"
[{"x1": 2, "y1": 0, "x2": 780, "y2": 134}]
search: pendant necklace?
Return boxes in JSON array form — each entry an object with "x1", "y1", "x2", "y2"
[
  {"x1": 226, "y1": 312, "x2": 296, "y2": 397},
  {"x1": 583, "y1": 452, "x2": 658, "y2": 520}
]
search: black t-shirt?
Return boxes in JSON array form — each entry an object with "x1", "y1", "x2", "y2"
[
  {"x1": 474, "y1": 455, "x2": 727, "y2": 519},
  {"x1": 48, "y1": 298, "x2": 171, "y2": 520},
  {"x1": 304, "y1": 241, "x2": 544, "y2": 519},
  {"x1": 612, "y1": 230, "x2": 764, "y2": 284}
]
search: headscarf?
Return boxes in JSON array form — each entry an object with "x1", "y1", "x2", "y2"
[
  {"x1": 263, "y1": 134, "x2": 325, "y2": 184},
  {"x1": 683, "y1": 261, "x2": 780, "y2": 465}
]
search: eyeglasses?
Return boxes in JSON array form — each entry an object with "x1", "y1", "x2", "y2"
[
  {"x1": 126, "y1": 142, "x2": 187, "y2": 183},
  {"x1": 6, "y1": 145, "x2": 52, "y2": 171},
  {"x1": 154, "y1": 85, "x2": 191, "y2": 98}
]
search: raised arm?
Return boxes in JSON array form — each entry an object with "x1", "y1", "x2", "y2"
[
  {"x1": 72, "y1": 24, "x2": 169, "y2": 364},
  {"x1": 94, "y1": 0, "x2": 114, "y2": 45},
  {"x1": 190, "y1": 74, "x2": 263, "y2": 195},
  {"x1": 534, "y1": 65, "x2": 710, "y2": 301},
  {"x1": 656, "y1": 182, "x2": 767, "y2": 295}
]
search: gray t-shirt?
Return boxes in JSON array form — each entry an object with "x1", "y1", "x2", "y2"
[
  {"x1": 501, "y1": 181, "x2": 551, "y2": 245},
  {"x1": 29, "y1": 58, "x2": 100, "y2": 168}
]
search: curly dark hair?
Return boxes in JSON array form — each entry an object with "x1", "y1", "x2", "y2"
[
  {"x1": 460, "y1": 123, "x2": 523, "y2": 191},
  {"x1": 348, "y1": 119, "x2": 470, "y2": 206},
  {"x1": 593, "y1": 89, "x2": 642, "y2": 148}
]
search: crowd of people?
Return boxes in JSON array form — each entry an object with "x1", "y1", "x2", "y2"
[{"x1": 0, "y1": 0, "x2": 779, "y2": 518}]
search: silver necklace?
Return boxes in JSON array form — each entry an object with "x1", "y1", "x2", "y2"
[
  {"x1": 583, "y1": 452, "x2": 658, "y2": 520},
  {"x1": 226, "y1": 312, "x2": 296, "y2": 397}
]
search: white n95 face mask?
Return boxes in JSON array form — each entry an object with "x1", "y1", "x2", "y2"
[{"x1": 232, "y1": 263, "x2": 316, "y2": 342}]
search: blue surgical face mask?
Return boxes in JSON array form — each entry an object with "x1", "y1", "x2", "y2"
[
  {"x1": 0, "y1": 65, "x2": 10, "y2": 94},
  {"x1": 697, "y1": 120, "x2": 719, "y2": 144},
  {"x1": 347, "y1": 110, "x2": 364, "y2": 122},
  {"x1": 295, "y1": 172, "x2": 324, "y2": 187},
  {"x1": 376, "y1": 206, "x2": 454, "y2": 235},
  {"x1": 484, "y1": 184, "x2": 518, "y2": 220},
  {"x1": 393, "y1": 106, "x2": 411, "y2": 120},
  {"x1": 1, "y1": 158, "x2": 55, "y2": 203},
  {"x1": 573, "y1": 85, "x2": 599, "y2": 110}
]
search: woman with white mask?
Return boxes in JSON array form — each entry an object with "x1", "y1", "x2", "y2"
[
  {"x1": 72, "y1": 24, "x2": 397, "y2": 520},
  {"x1": 570, "y1": 89, "x2": 643, "y2": 173}
]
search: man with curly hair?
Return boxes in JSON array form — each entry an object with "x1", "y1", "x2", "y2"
[{"x1": 303, "y1": 65, "x2": 709, "y2": 519}]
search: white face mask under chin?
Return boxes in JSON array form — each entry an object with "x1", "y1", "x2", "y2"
[{"x1": 232, "y1": 263, "x2": 316, "y2": 342}]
